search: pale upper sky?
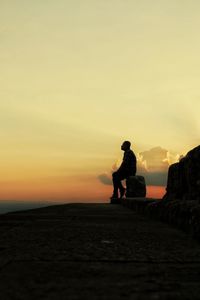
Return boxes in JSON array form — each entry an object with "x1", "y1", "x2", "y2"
[{"x1": 0, "y1": 0, "x2": 200, "y2": 200}]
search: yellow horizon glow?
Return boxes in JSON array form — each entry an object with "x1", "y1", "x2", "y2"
[{"x1": 0, "y1": 1, "x2": 200, "y2": 201}]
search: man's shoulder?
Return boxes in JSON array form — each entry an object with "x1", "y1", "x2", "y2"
[
  {"x1": 128, "y1": 149, "x2": 135, "y2": 155},
  {"x1": 125, "y1": 149, "x2": 136, "y2": 158}
]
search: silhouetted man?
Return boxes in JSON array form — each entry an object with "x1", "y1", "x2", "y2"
[{"x1": 111, "y1": 141, "x2": 137, "y2": 199}]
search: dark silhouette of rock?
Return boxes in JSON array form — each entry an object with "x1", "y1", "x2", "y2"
[
  {"x1": 126, "y1": 175, "x2": 146, "y2": 197},
  {"x1": 121, "y1": 145, "x2": 200, "y2": 240},
  {"x1": 163, "y1": 145, "x2": 200, "y2": 201}
]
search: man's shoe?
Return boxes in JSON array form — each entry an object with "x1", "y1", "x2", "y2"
[
  {"x1": 110, "y1": 197, "x2": 121, "y2": 204},
  {"x1": 110, "y1": 194, "x2": 119, "y2": 200}
]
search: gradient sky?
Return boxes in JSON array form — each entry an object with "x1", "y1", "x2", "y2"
[{"x1": 0, "y1": 0, "x2": 200, "y2": 201}]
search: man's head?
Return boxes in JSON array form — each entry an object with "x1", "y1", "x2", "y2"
[{"x1": 121, "y1": 141, "x2": 131, "y2": 151}]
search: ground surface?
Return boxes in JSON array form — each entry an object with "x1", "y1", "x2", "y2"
[{"x1": 1, "y1": 203, "x2": 200, "y2": 299}]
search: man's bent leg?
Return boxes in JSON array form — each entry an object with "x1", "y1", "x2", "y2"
[{"x1": 112, "y1": 171, "x2": 126, "y2": 198}]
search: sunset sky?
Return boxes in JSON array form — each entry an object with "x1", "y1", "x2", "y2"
[{"x1": 0, "y1": 0, "x2": 200, "y2": 202}]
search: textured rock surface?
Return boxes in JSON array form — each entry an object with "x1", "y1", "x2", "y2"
[
  {"x1": 126, "y1": 175, "x2": 146, "y2": 197},
  {"x1": 164, "y1": 145, "x2": 200, "y2": 201},
  {"x1": 1, "y1": 203, "x2": 200, "y2": 299},
  {"x1": 127, "y1": 145, "x2": 200, "y2": 237},
  {"x1": 122, "y1": 198, "x2": 200, "y2": 240}
]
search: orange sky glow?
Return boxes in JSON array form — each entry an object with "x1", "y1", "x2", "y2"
[
  {"x1": 0, "y1": 176, "x2": 166, "y2": 202},
  {"x1": 1, "y1": 1, "x2": 200, "y2": 204}
]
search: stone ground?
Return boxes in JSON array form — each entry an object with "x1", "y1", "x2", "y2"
[{"x1": 1, "y1": 203, "x2": 200, "y2": 299}]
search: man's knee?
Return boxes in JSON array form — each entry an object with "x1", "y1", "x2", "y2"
[
  {"x1": 113, "y1": 171, "x2": 126, "y2": 182},
  {"x1": 112, "y1": 171, "x2": 118, "y2": 178}
]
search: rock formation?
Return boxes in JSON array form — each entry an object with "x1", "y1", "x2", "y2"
[
  {"x1": 163, "y1": 145, "x2": 200, "y2": 201},
  {"x1": 122, "y1": 146, "x2": 200, "y2": 239},
  {"x1": 126, "y1": 175, "x2": 146, "y2": 197}
]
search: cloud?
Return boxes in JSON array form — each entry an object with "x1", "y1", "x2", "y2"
[
  {"x1": 138, "y1": 147, "x2": 169, "y2": 172},
  {"x1": 98, "y1": 160, "x2": 119, "y2": 186},
  {"x1": 137, "y1": 146, "x2": 180, "y2": 186},
  {"x1": 98, "y1": 174, "x2": 112, "y2": 185},
  {"x1": 139, "y1": 171, "x2": 168, "y2": 186}
]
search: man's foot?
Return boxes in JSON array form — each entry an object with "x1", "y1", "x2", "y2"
[
  {"x1": 110, "y1": 194, "x2": 119, "y2": 200},
  {"x1": 119, "y1": 187, "x2": 126, "y2": 199},
  {"x1": 110, "y1": 196, "x2": 121, "y2": 204}
]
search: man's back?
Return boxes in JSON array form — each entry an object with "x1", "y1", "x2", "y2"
[{"x1": 121, "y1": 149, "x2": 137, "y2": 175}]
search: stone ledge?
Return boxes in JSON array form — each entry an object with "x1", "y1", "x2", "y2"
[
  {"x1": 121, "y1": 197, "x2": 158, "y2": 212},
  {"x1": 121, "y1": 198, "x2": 200, "y2": 240}
]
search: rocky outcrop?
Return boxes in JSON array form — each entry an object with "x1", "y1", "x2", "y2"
[
  {"x1": 121, "y1": 145, "x2": 200, "y2": 239},
  {"x1": 126, "y1": 175, "x2": 146, "y2": 198},
  {"x1": 163, "y1": 145, "x2": 200, "y2": 201},
  {"x1": 122, "y1": 198, "x2": 200, "y2": 239}
]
